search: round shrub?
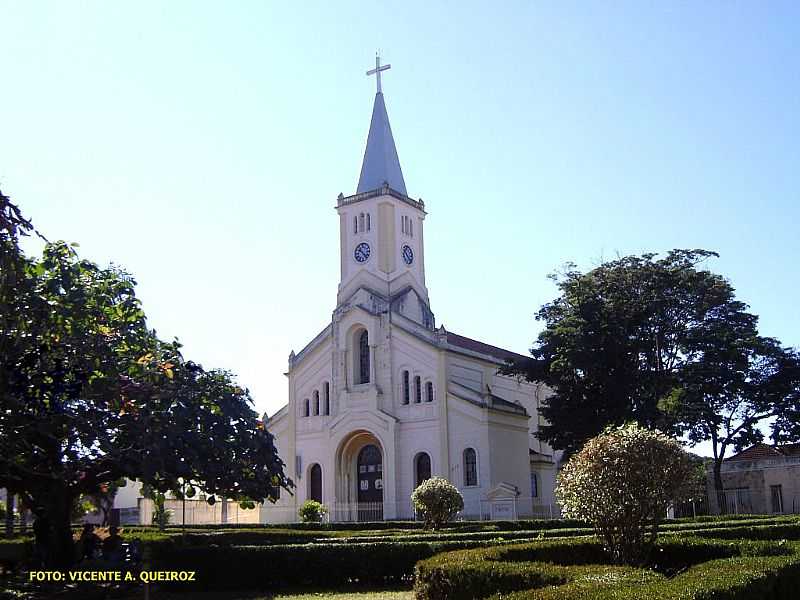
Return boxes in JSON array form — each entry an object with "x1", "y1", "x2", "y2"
[
  {"x1": 556, "y1": 423, "x2": 693, "y2": 565},
  {"x1": 298, "y1": 500, "x2": 327, "y2": 523},
  {"x1": 412, "y1": 477, "x2": 464, "y2": 530}
]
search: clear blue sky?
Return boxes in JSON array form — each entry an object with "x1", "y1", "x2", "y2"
[{"x1": 2, "y1": 2, "x2": 798, "y2": 434}]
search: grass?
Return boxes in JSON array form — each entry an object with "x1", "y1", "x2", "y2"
[
  {"x1": 274, "y1": 590, "x2": 413, "y2": 599},
  {"x1": 114, "y1": 589, "x2": 413, "y2": 599}
]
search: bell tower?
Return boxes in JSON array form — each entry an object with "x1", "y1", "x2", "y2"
[{"x1": 336, "y1": 56, "x2": 429, "y2": 310}]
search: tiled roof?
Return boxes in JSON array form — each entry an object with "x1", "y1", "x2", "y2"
[
  {"x1": 446, "y1": 331, "x2": 529, "y2": 364},
  {"x1": 727, "y1": 443, "x2": 800, "y2": 461}
]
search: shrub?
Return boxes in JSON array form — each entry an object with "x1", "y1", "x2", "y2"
[
  {"x1": 412, "y1": 477, "x2": 464, "y2": 530},
  {"x1": 298, "y1": 500, "x2": 327, "y2": 523},
  {"x1": 556, "y1": 423, "x2": 693, "y2": 565},
  {"x1": 414, "y1": 537, "x2": 799, "y2": 600},
  {"x1": 151, "y1": 538, "x2": 520, "y2": 590}
]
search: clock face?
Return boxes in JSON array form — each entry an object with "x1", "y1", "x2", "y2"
[
  {"x1": 402, "y1": 245, "x2": 414, "y2": 265},
  {"x1": 354, "y1": 242, "x2": 371, "y2": 263}
]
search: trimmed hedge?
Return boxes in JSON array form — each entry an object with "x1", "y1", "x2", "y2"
[
  {"x1": 140, "y1": 516, "x2": 800, "y2": 548},
  {"x1": 414, "y1": 537, "x2": 799, "y2": 600},
  {"x1": 0, "y1": 538, "x2": 32, "y2": 570},
  {"x1": 153, "y1": 518, "x2": 590, "y2": 532},
  {"x1": 694, "y1": 523, "x2": 800, "y2": 541},
  {"x1": 499, "y1": 550, "x2": 800, "y2": 599},
  {"x1": 151, "y1": 539, "x2": 530, "y2": 590}
]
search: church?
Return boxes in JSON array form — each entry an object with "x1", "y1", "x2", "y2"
[{"x1": 263, "y1": 58, "x2": 562, "y2": 523}]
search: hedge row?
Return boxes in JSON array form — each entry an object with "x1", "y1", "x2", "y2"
[
  {"x1": 0, "y1": 538, "x2": 31, "y2": 569},
  {"x1": 154, "y1": 518, "x2": 590, "y2": 532},
  {"x1": 151, "y1": 539, "x2": 522, "y2": 590},
  {"x1": 695, "y1": 523, "x2": 800, "y2": 541},
  {"x1": 414, "y1": 538, "x2": 800, "y2": 600},
  {"x1": 501, "y1": 550, "x2": 800, "y2": 599},
  {"x1": 150, "y1": 513, "x2": 782, "y2": 533},
  {"x1": 149, "y1": 515, "x2": 799, "y2": 547}
]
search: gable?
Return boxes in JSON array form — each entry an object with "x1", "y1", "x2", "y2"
[{"x1": 390, "y1": 286, "x2": 435, "y2": 329}]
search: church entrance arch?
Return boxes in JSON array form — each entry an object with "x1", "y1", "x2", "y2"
[{"x1": 335, "y1": 430, "x2": 385, "y2": 521}]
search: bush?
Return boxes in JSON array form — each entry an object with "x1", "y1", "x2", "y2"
[
  {"x1": 694, "y1": 523, "x2": 800, "y2": 541},
  {"x1": 151, "y1": 538, "x2": 521, "y2": 590},
  {"x1": 412, "y1": 477, "x2": 464, "y2": 530},
  {"x1": 298, "y1": 500, "x2": 327, "y2": 523},
  {"x1": 556, "y1": 423, "x2": 694, "y2": 564},
  {"x1": 0, "y1": 538, "x2": 32, "y2": 571},
  {"x1": 414, "y1": 537, "x2": 800, "y2": 600}
]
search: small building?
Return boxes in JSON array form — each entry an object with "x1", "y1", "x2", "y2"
[{"x1": 709, "y1": 443, "x2": 800, "y2": 515}]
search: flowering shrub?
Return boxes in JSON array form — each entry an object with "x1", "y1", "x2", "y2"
[
  {"x1": 412, "y1": 477, "x2": 464, "y2": 530},
  {"x1": 298, "y1": 500, "x2": 327, "y2": 523},
  {"x1": 556, "y1": 423, "x2": 693, "y2": 565}
]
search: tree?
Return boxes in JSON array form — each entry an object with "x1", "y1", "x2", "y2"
[
  {"x1": 298, "y1": 500, "x2": 327, "y2": 523},
  {"x1": 0, "y1": 190, "x2": 292, "y2": 567},
  {"x1": 504, "y1": 250, "x2": 799, "y2": 468},
  {"x1": 673, "y1": 336, "x2": 800, "y2": 507},
  {"x1": 556, "y1": 423, "x2": 693, "y2": 565},
  {"x1": 88, "y1": 479, "x2": 126, "y2": 526},
  {"x1": 411, "y1": 477, "x2": 464, "y2": 530}
]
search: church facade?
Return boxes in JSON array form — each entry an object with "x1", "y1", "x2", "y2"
[{"x1": 263, "y1": 60, "x2": 561, "y2": 523}]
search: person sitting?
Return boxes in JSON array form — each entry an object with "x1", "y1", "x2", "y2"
[
  {"x1": 102, "y1": 526, "x2": 124, "y2": 562},
  {"x1": 79, "y1": 524, "x2": 101, "y2": 561}
]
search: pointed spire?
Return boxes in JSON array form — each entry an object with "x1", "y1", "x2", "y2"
[{"x1": 357, "y1": 56, "x2": 407, "y2": 195}]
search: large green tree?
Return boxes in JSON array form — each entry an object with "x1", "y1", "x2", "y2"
[
  {"x1": 0, "y1": 190, "x2": 291, "y2": 567},
  {"x1": 675, "y1": 333, "x2": 800, "y2": 502},
  {"x1": 505, "y1": 250, "x2": 800, "y2": 489}
]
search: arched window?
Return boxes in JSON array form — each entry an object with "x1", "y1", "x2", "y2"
[
  {"x1": 531, "y1": 472, "x2": 539, "y2": 498},
  {"x1": 303, "y1": 399, "x2": 310, "y2": 417},
  {"x1": 401, "y1": 216, "x2": 405, "y2": 234},
  {"x1": 366, "y1": 213, "x2": 371, "y2": 231},
  {"x1": 414, "y1": 376, "x2": 422, "y2": 403},
  {"x1": 359, "y1": 212, "x2": 365, "y2": 233},
  {"x1": 323, "y1": 382, "x2": 330, "y2": 415},
  {"x1": 309, "y1": 464, "x2": 322, "y2": 503},
  {"x1": 409, "y1": 219, "x2": 413, "y2": 237},
  {"x1": 354, "y1": 215, "x2": 358, "y2": 233},
  {"x1": 415, "y1": 453, "x2": 431, "y2": 488},
  {"x1": 402, "y1": 370, "x2": 410, "y2": 405},
  {"x1": 464, "y1": 448, "x2": 478, "y2": 486},
  {"x1": 358, "y1": 330, "x2": 370, "y2": 384},
  {"x1": 313, "y1": 390, "x2": 320, "y2": 416},
  {"x1": 426, "y1": 381, "x2": 434, "y2": 403}
]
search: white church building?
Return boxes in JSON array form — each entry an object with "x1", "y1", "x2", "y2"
[{"x1": 263, "y1": 58, "x2": 562, "y2": 523}]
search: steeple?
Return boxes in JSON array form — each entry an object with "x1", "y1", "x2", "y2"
[{"x1": 356, "y1": 55, "x2": 407, "y2": 195}]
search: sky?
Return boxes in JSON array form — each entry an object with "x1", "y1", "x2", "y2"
[{"x1": 2, "y1": 2, "x2": 798, "y2": 449}]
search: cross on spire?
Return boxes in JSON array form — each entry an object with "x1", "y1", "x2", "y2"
[{"x1": 366, "y1": 53, "x2": 391, "y2": 94}]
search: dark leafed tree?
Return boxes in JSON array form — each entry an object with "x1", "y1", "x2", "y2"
[
  {"x1": 0, "y1": 190, "x2": 292, "y2": 567},
  {"x1": 504, "y1": 250, "x2": 800, "y2": 483},
  {"x1": 675, "y1": 335, "x2": 800, "y2": 503}
]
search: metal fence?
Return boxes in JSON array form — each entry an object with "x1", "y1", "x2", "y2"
[{"x1": 672, "y1": 497, "x2": 712, "y2": 519}]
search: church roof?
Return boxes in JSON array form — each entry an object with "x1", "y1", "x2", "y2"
[
  {"x1": 446, "y1": 331, "x2": 529, "y2": 364},
  {"x1": 356, "y1": 92, "x2": 407, "y2": 195}
]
